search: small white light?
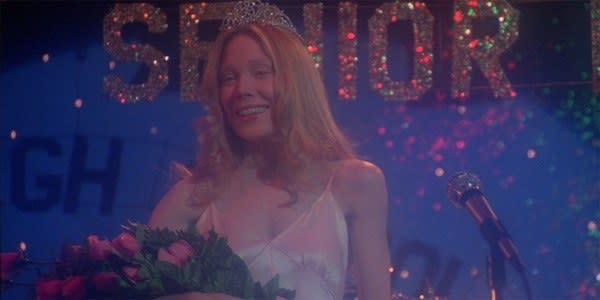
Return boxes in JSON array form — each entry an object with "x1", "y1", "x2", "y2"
[
  {"x1": 19, "y1": 241, "x2": 27, "y2": 251},
  {"x1": 74, "y1": 98, "x2": 83, "y2": 108}
]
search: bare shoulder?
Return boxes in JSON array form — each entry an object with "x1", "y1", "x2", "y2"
[
  {"x1": 148, "y1": 177, "x2": 206, "y2": 230},
  {"x1": 334, "y1": 159, "x2": 385, "y2": 186},
  {"x1": 331, "y1": 159, "x2": 387, "y2": 217}
]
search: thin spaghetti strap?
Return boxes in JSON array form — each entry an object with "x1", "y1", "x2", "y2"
[{"x1": 324, "y1": 161, "x2": 344, "y2": 191}]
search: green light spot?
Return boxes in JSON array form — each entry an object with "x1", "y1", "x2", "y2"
[
  {"x1": 582, "y1": 116, "x2": 592, "y2": 125},
  {"x1": 516, "y1": 53, "x2": 523, "y2": 61},
  {"x1": 567, "y1": 99, "x2": 574, "y2": 108},
  {"x1": 554, "y1": 44, "x2": 562, "y2": 52},
  {"x1": 581, "y1": 72, "x2": 589, "y2": 80}
]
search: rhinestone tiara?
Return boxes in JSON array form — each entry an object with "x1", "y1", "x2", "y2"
[{"x1": 221, "y1": 0, "x2": 298, "y2": 35}]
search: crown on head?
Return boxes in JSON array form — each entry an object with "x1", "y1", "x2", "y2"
[{"x1": 221, "y1": 0, "x2": 298, "y2": 35}]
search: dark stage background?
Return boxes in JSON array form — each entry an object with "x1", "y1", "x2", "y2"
[{"x1": 1, "y1": 1, "x2": 599, "y2": 299}]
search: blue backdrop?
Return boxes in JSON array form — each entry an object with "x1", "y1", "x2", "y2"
[{"x1": 1, "y1": 1, "x2": 598, "y2": 299}]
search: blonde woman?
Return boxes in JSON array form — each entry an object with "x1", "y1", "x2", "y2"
[{"x1": 149, "y1": 1, "x2": 391, "y2": 299}]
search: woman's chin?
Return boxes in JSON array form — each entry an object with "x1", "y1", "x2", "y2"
[
  {"x1": 237, "y1": 131, "x2": 275, "y2": 144},
  {"x1": 238, "y1": 134, "x2": 286, "y2": 155}
]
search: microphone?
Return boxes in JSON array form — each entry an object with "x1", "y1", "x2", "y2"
[{"x1": 447, "y1": 171, "x2": 525, "y2": 273}]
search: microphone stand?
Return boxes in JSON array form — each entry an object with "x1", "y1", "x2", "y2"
[
  {"x1": 486, "y1": 244, "x2": 506, "y2": 300},
  {"x1": 447, "y1": 172, "x2": 533, "y2": 300}
]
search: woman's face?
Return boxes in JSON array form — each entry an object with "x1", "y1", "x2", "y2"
[{"x1": 218, "y1": 33, "x2": 275, "y2": 143}]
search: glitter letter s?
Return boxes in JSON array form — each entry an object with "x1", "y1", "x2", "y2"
[{"x1": 103, "y1": 3, "x2": 168, "y2": 103}]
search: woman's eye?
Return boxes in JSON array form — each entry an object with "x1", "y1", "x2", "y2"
[
  {"x1": 220, "y1": 75, "x2": 235, "y2": 84},
  {"x1": 255, "y1": 69, "x2": 271, "y2": 77}
]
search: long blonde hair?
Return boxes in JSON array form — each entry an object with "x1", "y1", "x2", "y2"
[{"x1": 193, "y1": 24, "x2": 354, "y2": 197}]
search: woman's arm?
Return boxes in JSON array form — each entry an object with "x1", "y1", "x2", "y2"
[
  {"x1": 149, "y1": 182, "x2": 237, "y2": 300},
  {"x1": 148, "y1": 178, "x2": 205, "y2": 231},
  {"x1": 334, "y1": 159, "x2": 392, "y2": 300}
]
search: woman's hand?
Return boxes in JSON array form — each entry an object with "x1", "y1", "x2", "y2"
[{"x1": 155, "y1": 292, "x2": 240, "y2": 300}]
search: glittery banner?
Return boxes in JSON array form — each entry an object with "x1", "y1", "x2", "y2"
[
  {"x1": 180, "y1": 2, "x2": 234, "y2": 101},
  {"x1": 451, "y1": 0, "x2": 519, "y2": 99},
  {"x1": 303, "y1": 3, "x2": 323, "y2": 76},
  {"x1": 103, "y1": 3, "x2": 168, "y2": 103},
  {"x1": 338, "y1": 2, "x2": 357, "y2": 100},
  {"x1": 591, "y1": 0, "x2": 600, "y2": 93},
  {"x1": 368, "y1": 2, "x2": 434, "y2": 101}
]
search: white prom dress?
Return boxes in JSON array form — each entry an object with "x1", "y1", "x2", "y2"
[{"x1": 195, "y1": 176, "x2": 349, "y2": 300}]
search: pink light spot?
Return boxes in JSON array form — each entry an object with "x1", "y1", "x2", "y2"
[
  {"x1": 431, "y1": 137, "x2": 446, "y2": 151},
  {"x1": 453, "y1": 10, "x2": 464, "y2": 23}
]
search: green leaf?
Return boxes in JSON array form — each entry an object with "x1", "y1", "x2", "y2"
[
  {"x1": 137, "y1": 265, "x2": 150, "y2": 279},
  {"x1": 155, "y1": 261, "x2": 181, "y2": 278}
]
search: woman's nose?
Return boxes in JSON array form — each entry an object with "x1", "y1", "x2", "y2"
[{"x1": 234, "y1": 73, "x2": 253, "y2": 97}]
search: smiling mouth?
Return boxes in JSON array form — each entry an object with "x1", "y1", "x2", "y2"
[{"x1": 236, "y1": 105, "x2": 269, "y2": 116}]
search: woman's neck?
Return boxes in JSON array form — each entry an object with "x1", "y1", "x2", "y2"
[{"x1": 239, "y1": 154, "x2": 258, "y2": 169}]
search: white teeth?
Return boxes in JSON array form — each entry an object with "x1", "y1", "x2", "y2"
[{"x1": 238, "y1": 106, "x2": 268, "y2": 116}]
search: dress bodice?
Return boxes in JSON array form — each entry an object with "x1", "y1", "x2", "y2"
[{"x1": 195, "y1": 177, "x2": 349, "y2": 300}]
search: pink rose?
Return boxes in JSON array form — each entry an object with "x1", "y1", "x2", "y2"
[
  {"x1": 1, "y1": 252, "x2": 22, "y2": 280},
  {"x1": 91, "y1": 271, "x2": 120, "y2": 292},
  {"x1": 123, "y1": 266, "x2": 140, "y2": 283},
  {"x1": 112, "y1": 232, "x2": 140, "y2": 258},
  {"x1": 157, "y1": 247, "x2": 180, "y2": 266},
  {"x1": 157, "y1": 239, "x2": 195, "y2": 266},
  {"x1": 87, "y1": 235, "x2": 113, "y2": 260},
  {"x1": 69, "y1": 245, "x2": 83, "y2": 256},
  {"x1": 61, "y1": 275, "x2": 87, "y2": 300},
  {"x1": 35, "y1": 278, "x2": 63, "y2": 299},
  {"x1": 61, "y1": 245, "x2": 84, "y2": 263}
]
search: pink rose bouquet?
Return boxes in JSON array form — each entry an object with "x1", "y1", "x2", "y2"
[{"x1": 1, "y1": 222, "x2": 295, "y2": 300}]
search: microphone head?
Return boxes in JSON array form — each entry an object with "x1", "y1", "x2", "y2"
[{"x1": 447, "y1": 171, "x2": 482, "y2": 208}]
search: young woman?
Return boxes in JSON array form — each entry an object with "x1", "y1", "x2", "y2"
[{"x1": 149, "y1": 1, "x2": 391, "y2": 299}]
